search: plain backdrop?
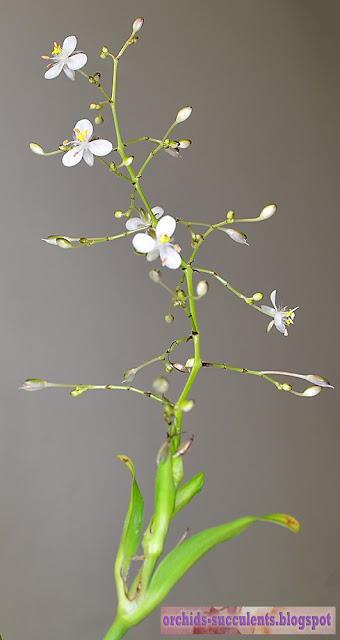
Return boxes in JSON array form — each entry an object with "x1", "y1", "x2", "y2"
[{"x1": 1, "y1": 1, "x2": 339, "y2": 639}]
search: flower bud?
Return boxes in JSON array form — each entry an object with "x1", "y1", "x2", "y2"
[
  {"x1": 165, "y1": 363, "x2": 173, "y2": 374},
  {"x1": 149, "y1": 269, "x2": 162, "y2": 283},
  {"x1": 165, "y1": 314, "x2": 174, "y2": 324},
  {"x1": 185, "y1": 357, "x2": 195, "y2": 369},
  {"x1": 70, "y1": 386, "x2": 87, "y2": 397},
  {"x1": 94, "y1": 116, "x2": 104, "y2": 125},
  {"x1": 175, "y1": 106, "x2": 192, "y2": 123},
  {"x1": 173, "y1": 362, "x2": 189, "y2": 373},
  {"x1": 89, "y1": 103, "x2": 97, "y2": 110},
  {"x1": 305, "y1": 374, "x2": 334, "y2": 388},
  {"x1": 252, "y1": 292, "x2": 264, "y2": 301},
  {"x1": 303, "y1": 385, "x2": 322, "y2": 397},
  {"x1": 170, "y1": 140, "x2": 179, "y2": 149},
  {"x1": 282, "y1": 383, "x2": 293, "y2": 391},
  {"x1": 223, "y1": 228, "x2": 249, "y2": 245},
  {"x1": 165, "y1": 148, "x2": 180, "y2": 158},
  {"x1": 110, "y1": 162, "x2": 117, "y2": 172},
  {"x1": 123, "y1": 369, "x2": 136, "y2": 383},
  {"x1": 226, "y1": 209, "x2": 235, "y2": 222},
  {"x1": 196, "y1": 280, "x2": 209, "y2": 297},
  {"x1": 88, "y1": 76, "x2": 95, "y2": 84},
  {"x1": 114, "y1": 210, "x2": 123, "y2": 218},
  {"x1": 20, "y1": 378, "x2": 47, "y2": 391},
  {"x1": 29, "y1": 142, "x2": 44, "y2": 155},
  {"x1": 173, "y1": 435, "x2": 194, "y2": 458},
  {"x1": 153, "y1": 376, "x2": 169, "y2": 395},
  {"x1": 178, "y1": 139, "x2": 191, "y2": 149},
  {"x1": 100, "y1": 46, "x2": 109, "y2": 59},
  {"x1": 56, "y1": 237, "x2": 72, "y2": 249},
  {"x1": 123, "y1": 156, "x2": 134, "y2": 166},
  {"x1": 176, "y1": 399, "x2": 195, "y2": 412},
  {"x1": 93, "y1": 72, "x2": 101, "y2": 81},
  {"x1": 259, "y1": 203, "x2": 277, "y2": 220},
  {"x1": 133, "y1": 17, "x2": 144, "y2": 32}
]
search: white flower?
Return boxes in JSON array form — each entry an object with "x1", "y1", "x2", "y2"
[
  {"x1": 261, "y1": 289, "x2": 298, "y2": 336},
  {"x1": 42, "y1": 36, "x2": 87, "y2": 80},
  {"x1": 126, "y1": 206, "x2": 164, "y2": 231},
  {"x1": 62, "y1": 119, "x2": 113, "y2": 167},
  {"x1": 132, "y1": 215, "x2": 182, "y2": 269}
]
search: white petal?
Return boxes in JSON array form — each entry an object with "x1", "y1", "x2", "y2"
[
  {"x1": 160, "y1": 245, "x2": 182, "y2": 269},
  {"x1": 146, "y1": 249, "x2": 160, "y2": 262},
  {"x1": 83, "y1": 148, "x2": 94, "y2": 166},
  {"x1": 88, "y1": 139, "x2": 112, "y2": 156},
  {"x1": 132, "y1": 234, "x2": 156, "y2": 254},
  {"x1": 152, "y1": 206, "x2": 164, "y2": 219},
  {"x1": 266, "y1": 319, "x2": 274, "y2": 334},
  {"x1": 67, "y1": 52, "x2": 87, "y2": 70},
  {"x1": 274, "y1": 312, "x2": 286, "y2": 334},
  {"x1": 126, "y1": 218, "x2": 146, "y2": 231},
  {"x1": 261, "y1": 305, "x2": 275, "y2": 316},
  {"x1": 270, "y1": 289, "x2": 277, "y2": 309},
  {"x1": 62, "y1": 36, "x2": 77, "y2": 56},
  {"x1": 156, "y1": 215, "x2": 176, "y2": 240},
  {"x1": 63, "y1": 65, "x2": 75, "y2": 80},
  {"x1": 62, "y1": 146, "x2": 84, "y2": 167},
  {"x1": 44, "y1": 62, "x2": 63, "y2": 79},
  {"x1": 74, "y1": 118, "x2": 93, "y2": 138}
]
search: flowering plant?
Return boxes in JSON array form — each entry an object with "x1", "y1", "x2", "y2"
[{"x1": 24, "y1": 18, "x2": 333, "y2": 640}]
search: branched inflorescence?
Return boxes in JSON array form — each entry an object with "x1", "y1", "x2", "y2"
[{"x1": 24, "y1": 18, "x2": 333, "y2": 640}]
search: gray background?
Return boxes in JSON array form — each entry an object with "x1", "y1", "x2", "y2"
[{"x1": 1, "y1": 1, "x2": 339, "y2": 638}]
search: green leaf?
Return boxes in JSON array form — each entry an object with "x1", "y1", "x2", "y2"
[
  {"x1": 129, "y1": 513, "x2": 299, "y2": 623},
  {"x1": 115, "y1": 455, "x2": 144, "y2": 577},
  {"x1": 173, "y1": 472, "x2": 205, "y2": 517}
]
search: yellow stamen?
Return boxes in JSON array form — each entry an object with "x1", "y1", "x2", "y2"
[
  {"x1": 76, "y1": 130, "x2": 88, "y2": 143},
  {"x1": 41, "y1": 55, "x2": 50, "y2": 59},
  {"x1": 52, "y1": 42, "x2": 62, "y2": 55},
  {"x1": 160, "y1": 233, "x2": 170, "y2": 244}
]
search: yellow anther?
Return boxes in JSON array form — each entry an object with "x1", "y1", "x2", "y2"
[
  {"x1": 160, "y1": 234, "x2": 170, "y2": 244},
  {"x1": 52, "y1": 42, "x2": 62, "y2": 55},
  {"x1": 76, "y1": 130, "x2": 88, "y2": 143}
]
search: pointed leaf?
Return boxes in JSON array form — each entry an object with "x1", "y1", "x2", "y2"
[
  {"x1": 173, "y1": 472, "x2": 205, "y2": 517},
  {"x1": 131, "y1": 513, "x2": 299, "y2": 622},
  {"x1": 115, "y1": 455, "x2": 144, "y2": 576}
]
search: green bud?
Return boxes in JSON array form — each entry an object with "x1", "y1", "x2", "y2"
[
  {"x1": 89, "y1": 103, "x2": 97, "y2": 110},
  {"x1": 88, "y1": 76, "x2": 95, "y2": 84},
  {"x1": 93, "y1": 72, "x2": 101, "y2": 81},
  {"x1": 110, "y1": 162, "x2": 117, "y2": 172},
  {"x1": 114, "y1": 210, "x2": 123, "y2": 218},
  {"x1": 123, "y1": 369, "x2": 136, "y2": 383},
  {"x1": 282, "y1": 383, "x2": 293, "y2": 391},
  {"x1": 303, "y1": 385, "x2": 322, "y2": 397},
  {"x1": 176, "y1": 399, "x2": 195, "y2": 412},
  {"x1": 56, "y1": 237, "x2": 72, "y2": 249},
  {"x1": 222, "y1": 228, "x2": 249, "y2": 245},
  {"x1": 149, "y1": 269, "x2": 162, "y2": 283},
  {"x1": 133, "y1": 17, "x2": 144, "y2": 32},
  {"x1": 20, "y1": 378, "x2": 47, "y2": 391},
  {"x1": 259, "y1": 203, "x2": 277, "y2": 220},
  {"x1": 165, "y1": 314, "x2": 174, "y2": 324},
  {"x1": 227, "y1": 209, "x2": 235, "y2": 222},
  {"x1": 122, "y1": 156, "x2": 133, "y2": 167},
  {"x1": 305, "y1": 374, "x2": 334, "y2": 388},
  {"x1": 70, "y1": 386, "x2": 87, "y2": 397},
  {"x1": 252, "y1": 292, "x2": 264, "y2": 301},
  {"x1": 196, "y1": 280, "x2": 209, "y2": 297},
  {"x1": 170, "y1": 140, "x2": 179, "y2": 148},
  {"x1": 152, "y1": 376, "x2": 169, "y2": 395},
  {"x1": 175, "y1": 106, "x2": 192, "y2": 123},
  {"x1": 178, "y1": 139, "x2": 191, "y2": 149},
  {"x1": 165, "y1": 363, "x2": 173, "y2": 374},
  {"x1": 29, "y1": 142, "x2": 44, "y2": 155},
  {"x1": 94, "y1": 116, "x2": 104, "y2": 125}
]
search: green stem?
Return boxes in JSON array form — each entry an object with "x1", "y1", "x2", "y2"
[{"x1": 102, "y1": 616, "x2": 129, "y2": 640}]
